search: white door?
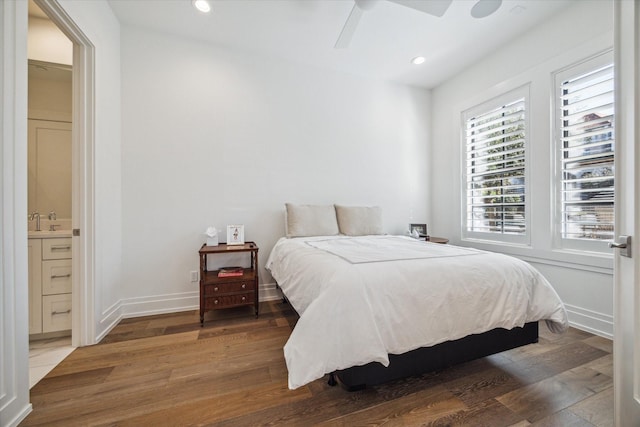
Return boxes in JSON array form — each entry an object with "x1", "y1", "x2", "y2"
[{"x1": 613, "y1": 0, "x2": 640, "y2": 424}]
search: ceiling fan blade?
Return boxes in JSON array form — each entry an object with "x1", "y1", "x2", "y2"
[
  {"x1": 334, "y1": 3, "x2": 364, "y2": 49},
  {"x1": 387, "y1": 0, "x2": 453, "y2": 17},
  {"x1": 354, "y1": 0, "x2": 381, "y2": 11}
]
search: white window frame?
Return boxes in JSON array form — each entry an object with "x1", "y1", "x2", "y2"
[
  {"x1": 461, "y1": 85, "x2": 531, "y2": 246},
  {"x1": 552, "y1": 50, "x2": 614, "y2": 254}
]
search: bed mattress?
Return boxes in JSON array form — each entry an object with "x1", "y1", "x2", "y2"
[{"x1": 266, "y1": 235, "x2": 568, "y2": 389}]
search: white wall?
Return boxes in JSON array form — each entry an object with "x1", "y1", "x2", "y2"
[
  {"x1": 431, "y1": 0, "x2": 614, "y2": 337},
  {"x1": 119, "y1": 25, "x2": 430, "y2": 315}
]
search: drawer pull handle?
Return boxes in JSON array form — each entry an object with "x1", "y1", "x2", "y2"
[
  {"x1": 214, "y1": 300, "x2": 219, "y2": 305},
  {"x1": 241, "y1": 296, "x2": 246, "y2": 301},
  {"x1": 241, "y1": 284, "x2": 246, "y2": 289},
  {"x1": 51, "y1": 245, "x2": 71, "y2": 250},
  {"x1": 51, "y1": 274, "x2": 71, "y2": 279},
  {"x1": 214, "y1": 287, "x2": 219, "y2": 291},
  {"x1": 52, "y1": 309, "x2": 71, "y2": 315}
]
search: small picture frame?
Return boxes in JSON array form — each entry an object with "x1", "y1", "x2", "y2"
[
  {"x1": 227, "y1": 225, "x2": 245, "y2": 245},
  {"x1": 409, "y1": 223, "x2": 427, "y2": 237}
]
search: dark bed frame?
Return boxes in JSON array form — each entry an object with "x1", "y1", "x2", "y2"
[
  {"x1": 277, "y1": 284, "x2": 539, "y2": 391},
  {"x1": 329, "y1": 322, "x2": 539, "y2": 391}
]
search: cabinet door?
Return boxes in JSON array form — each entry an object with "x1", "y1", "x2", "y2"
[
  {"x1": 42, "y1": 259, "x2": 72, "y2": 295},
  {"x1": 28, "y1": 239, "x2": 43, "y2": 334},
  {"x1": 28, "y1": 119, "x2": 72, "y2": 217},
  {"x1": 42, "y1": 294, "x2": 72, "y2": 333}
]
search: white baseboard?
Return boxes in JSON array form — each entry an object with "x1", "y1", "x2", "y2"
[
  {"x1": 96, "y1": 284, "x2": 282, "y2": 341},
  {"x1": 95, "y1": 292, "x2": 198, "y2": 342},
  {"x1": 565, "y1": 303, "x2": 613, "y2": 339},
  {"x1": 5, "y1": 405, "x2": 32, "y2": 427},
  {"x1": 118, "y1": 291, "x2": 199, "y2": 319},
  {"x1": 95, "y1": 300, "x2": 125, "y2": 343}
]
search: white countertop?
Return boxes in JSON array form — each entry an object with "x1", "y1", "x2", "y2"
[{"x1": 28, "y1": 230, "x2": 72, "y2": 239}]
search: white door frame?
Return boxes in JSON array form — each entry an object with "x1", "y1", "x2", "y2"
[
  {"x1": 1, "y1": 1, "x2": 31, "y2": 425},
  {"x1": 34, "y1": 0, "x2": 96, "y2": 347},
  {"x1": 613, "y1": 0, "x2": 640, "y2": 424}
]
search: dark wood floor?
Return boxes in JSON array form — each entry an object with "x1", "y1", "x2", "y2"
[{"x1": 22, "y1": 300, "x2": 613, "y2": 426}]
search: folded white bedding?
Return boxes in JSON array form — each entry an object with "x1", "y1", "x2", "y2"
[
  {"x1": 265, "y1": 235, "x2": 569, "y2": 389},
  {"x1": 306, "y1": 235, "x2": 482, "y2": 263}
]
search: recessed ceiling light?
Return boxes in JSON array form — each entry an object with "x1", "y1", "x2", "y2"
[
  {"x1": 411, "y1": 56, "x2": 426, "y2": 65},
  {"x1": 471, "y1": 0, "x2": 502, "y2": 19},
  {"x1": 193, "y1": 0, "x2": 211, "y2": 13}
]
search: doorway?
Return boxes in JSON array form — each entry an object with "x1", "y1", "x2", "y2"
[
  {"x1": 29, "y1": 0, "x2": 97, "y2": 354},
  {"x1": 27, "y1": 3, "x2": 75, "y2": 388}
]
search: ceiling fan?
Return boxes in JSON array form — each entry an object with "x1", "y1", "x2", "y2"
[{"x1": 334, "y1": 0, "x2": 503, "y2": 49}]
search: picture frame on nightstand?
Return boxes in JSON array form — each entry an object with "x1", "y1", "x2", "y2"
[
  {"x1": 409, "y1": 223, "x2": 428, "y2": 238},
  {"x1": 227, "y1": 225, "x2": 245, "y2": 245}
]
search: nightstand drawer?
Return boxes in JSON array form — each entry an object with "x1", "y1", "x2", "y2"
[
  {"x1": 204, "y1": 281, "x2": 253, "y2": 295},
  {"x1": 205, "y1": 292, "x2": 254, "y2": 309}
]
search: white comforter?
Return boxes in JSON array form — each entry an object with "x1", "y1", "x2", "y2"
[{"x1": 265, "y1": 235, "x2": 568, "y2": 389}]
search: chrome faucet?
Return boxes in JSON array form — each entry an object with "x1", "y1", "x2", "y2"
[{"x1": 29, "y1": 211, "x2": 41, "y2": 231}]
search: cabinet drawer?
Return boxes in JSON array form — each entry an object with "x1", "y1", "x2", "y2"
[
  {"x1": 204, "y1": 281, "x2": 253, "y2": 296},
  {"x1": 204, "y1": 292, "x2": 254, "y2": 309},
  {"x1": 42, "y1": 294, "x2": 72, "y2": 333},
  {"x1": 42, "y1": 259, "x2": 72, "y2": 295},
  {"x1": 42, "y1": 238, "x2": 72, "y2": 260}
]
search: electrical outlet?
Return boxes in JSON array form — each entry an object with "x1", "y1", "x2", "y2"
[{"x1": 190, "y1": 270, "x2": 199, "y2": 282}]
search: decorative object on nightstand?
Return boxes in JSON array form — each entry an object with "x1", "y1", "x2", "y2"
[
  {"x1": 198, "y1": 241, "x2": 259, "y2": 325},
  {"x1": 217, "y1": 267, "x2": 243, "y2": 277},
  {"x1": 204, "y1": 226, "x2": 219, "y2": 246},
  {"x1": 409, "y1": 223, "x2": 428, "y2": 239},
  {"x1": 226, "y1": 224, "x2": 245, "y2": 245}
]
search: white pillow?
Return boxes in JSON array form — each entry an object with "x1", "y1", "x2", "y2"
[
  {"x1": 335, "y1": 205, "x2": 384, "y2": 236},
  {"x1": 285, "y1": 203, "x2": 340, "y2": 238}
]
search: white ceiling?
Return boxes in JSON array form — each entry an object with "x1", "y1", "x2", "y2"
[{"x1": 109, "y1": 0, "x2": 572, "y2": 89}]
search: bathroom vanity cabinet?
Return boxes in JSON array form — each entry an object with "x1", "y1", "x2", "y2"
[{"x1": 29, "y1": 236, "x2": 72, "y2": 335}]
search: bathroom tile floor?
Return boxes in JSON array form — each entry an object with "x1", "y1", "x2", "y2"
[{"x1": 29, "y1": 337, "x2": 75, "y2": 389}]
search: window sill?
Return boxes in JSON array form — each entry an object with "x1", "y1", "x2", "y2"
[{"x1": 459, "y1": 238, "x2": 613, "y2": 274}]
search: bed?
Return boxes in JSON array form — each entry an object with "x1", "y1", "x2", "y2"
[{"x1": 265, "y1": 204, "x2": 568, "y2": 390}]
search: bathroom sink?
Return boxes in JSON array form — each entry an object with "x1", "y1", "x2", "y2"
[{"x1": 28, "y1": 229, "x2": 72, "y2": 238}]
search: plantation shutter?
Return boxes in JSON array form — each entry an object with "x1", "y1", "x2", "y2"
[
  {"x1": 559, "y1": 63, "x2": 614, "y2": 241},
  {"x1": 464, "y1": 97, "x2": 526, "y2": 235}
]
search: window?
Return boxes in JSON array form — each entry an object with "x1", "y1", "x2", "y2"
[
  {"x1": 555, "y1": 53, "x2": 614, "y2": 249},
  {"x1": 462, "y1": 86, "x2": 529, "y2": 244}
]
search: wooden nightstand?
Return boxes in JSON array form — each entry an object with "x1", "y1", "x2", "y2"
[
  {"x1": 426, "y1": 236, "x2": 449, "y2": 244},
  {"x1": 198, "y1": 242, "x2": 259, "y2": 326}
]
